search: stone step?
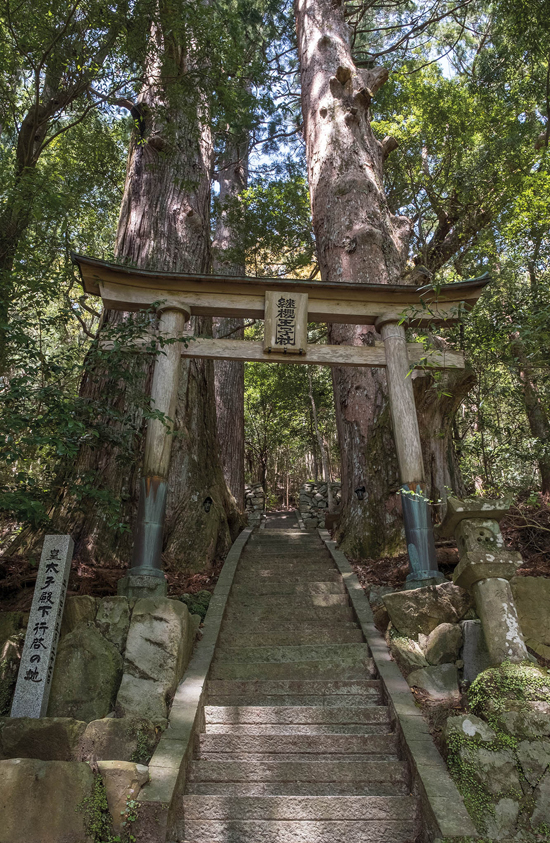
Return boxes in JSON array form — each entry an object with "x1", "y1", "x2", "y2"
[
  {"x1": 208, "y1": 694, "x2": 385, "y2": 707},
  {"x1": 209, "y1": 656, "x2": 375, "y2": 681},
  {"x1": 207, "y1": 680, "x2": 383, "y2": 700},
  {"x1": 214, "y1": 643, "x2": 370, "y2": 665},
  {"x1": 222, "y1": 606, "x2": 356, "y2": 624},
  {"x1": 233, "y1": 570, "x2": 342, "y2": 582},
  {"x1": 204, "y1": 723, "x2": 390, "y2": 735},
  {"x1": 198, "y1": 753, "x2": 399, "y2": 763},
  {"x1": 185, "y1": 782, "x2": 411, "y2": 797},
  {"x1": 227, "y1": 593, "x2": 350, "y2": 608},
  {"x1": 230, "y1": 581, "x2": 346, "y2": 595},
  {"x1": 188, "y1": 759, "x2": 408, "y2": 783},
  {"x1": 204, "y1": 705, "x2": 390, "y2": 725},
  {"x1": 183, "y1": 794, "x2": 418, "y2": 821},
  {"x1": 198, "y1": 734, "x2": 398, "y2": 756},
  {"x1": 220, "y1": 629, "x2": 364, "y2": 647},
  {"x1": 182, "y1": 819, "x2": 418, "y2": 843}
]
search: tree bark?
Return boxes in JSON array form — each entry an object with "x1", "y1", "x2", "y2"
[
  {"x1": 27, "y1": 25, "x2": 242, "y2": 572},
  {"x1": 295, "y1": 0, "x2": 414, "y2": 556},
  {"x1": 510, "y1": 333, "x2": 550, "y2": 494},
  {"x1": 212, "y1": 140, "x2": 248, "y2": 510}
]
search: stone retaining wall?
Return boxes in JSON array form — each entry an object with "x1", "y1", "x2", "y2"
[
  {"x1": 299, "y1": 481, "x2": 341, "y2": 529},
  {"x1": 245, "y1": 483, "x2": 265, "y2": 525}
]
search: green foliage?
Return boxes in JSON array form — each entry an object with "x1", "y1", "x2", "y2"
[
  {"x1": 180, "y1": 590, "x2": 212, "y2": 621},
  {"x1": 78, "y1": 774, "x2": 139, "y2": 843},
  {"x1": 469, "y1": 662, "x2": 550, "y2": 721}
]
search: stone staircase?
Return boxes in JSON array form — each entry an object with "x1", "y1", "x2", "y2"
[{"x1": 182, "y1": 525, "x2": 421, "y2": 843}]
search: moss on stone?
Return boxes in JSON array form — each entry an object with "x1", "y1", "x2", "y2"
[
  {"x1": 469, "y1": 662, "x2": 550, "y2": 723},
  {"x1": 179, "y1": 590, "x2": 211, "y2": 621}
]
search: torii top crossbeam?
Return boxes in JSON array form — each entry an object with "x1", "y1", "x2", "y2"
[{"x1": 73, "y1": 253, "x2": 489, "y2": 326}]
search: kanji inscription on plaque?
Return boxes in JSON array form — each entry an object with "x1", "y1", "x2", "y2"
[{"x1": 264, "y1": 291, "x2": 308, "y2": 354}]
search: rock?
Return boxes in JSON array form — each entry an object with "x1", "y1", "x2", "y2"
[
  {"x1": 496, "y1": 707, "x2": 550, "y2": 740},
  {"x1": 383, "y1": 581, "x2": 473, "y2": 637},
  {"x1": 425, "y1": 622, "x2": 463, "y2": 665},
  {"x1": 0, "y1": 612, "x2": 26, "y2": 649},
  {"x1": 516, "y1": 739, "x2": 550, "y2": 786},
  {"x1": 461, "y1": 619, "x2": 492, "y2": 683},
  {"x1": 531, "y1": 769, "x2": 550, "y2": 827},
  {"x1": 0, "y1": 717, "x2": 86, "y2": 761},
  {"x1": 485, "y1": 797, "x2": 519, "y2": 840},
  {"x1": 116, "y1": 598, "x2": 192, "y2": 723},
  {"x1": 369, "y1": 585, "x2": 396, "y2": 607},
  {"x1": 457, "y1": 745, "x2": 521, "y2": 796},
  {"x1": 80, "y1": 716, "x2": 157, "y2": 763},
  {"x1": 389, "y1": 636, "x2": 428, "y2": 676},
  {"x1": 97, "y1": 760, "x2": 148, "y2": 833},
  {"x1": 95, "y1": 597, "x2": 130, "y2": 652},
  {"x1": 60, "y1": 595, "x2": 98, "y2": 638},
  {"x1": 48, "y1": 624, "x2": 123, "y2": 722},
  {"x1": 511, "y1": 576, "x2": 550, "y2": 661},
  {"x1": 444, "y1": 714, "x2": 496, "y2": 744},
  {"x1": 407, "y1": 664, "x2": 460, "y2": 701},
  {"x1": 0, "y1": 758, "x2": 94, "y2": 842}
]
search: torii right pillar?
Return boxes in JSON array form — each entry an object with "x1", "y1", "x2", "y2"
[{"x1": 376, "y1": 314, "x2": 446, "y2": 589}]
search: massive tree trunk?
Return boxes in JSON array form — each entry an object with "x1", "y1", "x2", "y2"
[
  {"x1": 511, "y1": 333, "x2": 550, "y2": 494},
  {"x1": 212, "y1": 141, "x2": 248, "y2": 510},
  {"x1": 21, "y1": 27, "x2": 242, "y2": 572},
  {"x1": 295, "y1": 0, "x2": 412, "y2": 556},
  {"x1": 294, "y1": 0, "x2": 471, "y2": 557}
]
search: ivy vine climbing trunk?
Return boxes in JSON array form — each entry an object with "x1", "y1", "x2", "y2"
[{"x1": 212, "y1": 140, "x2": 248, "y2": 510}]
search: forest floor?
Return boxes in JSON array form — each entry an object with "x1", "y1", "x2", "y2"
[{"x1": 1, "y1": 497, "x2": 549, "y2": 612}]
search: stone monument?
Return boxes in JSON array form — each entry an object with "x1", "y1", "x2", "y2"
[
  {"x1": 11, "y1": 535, "x2": 73, "y2": 718},
  {"x1": 438, "y1": 498, "x2": 528, "y2": 665}
]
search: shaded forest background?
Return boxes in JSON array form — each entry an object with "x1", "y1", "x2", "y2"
[{"x1": 1, "y1": 0, "x2": 550, "y2": 583}]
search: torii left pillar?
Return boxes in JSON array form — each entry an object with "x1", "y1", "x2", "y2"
[
  {"x1": 376, "y1": 314, "x2": 446, "y2": 589},
  {"x1": 118, "y1": 304, "x2": 190, "y2": 599}
]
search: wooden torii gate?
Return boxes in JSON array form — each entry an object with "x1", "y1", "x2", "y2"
[{"x1": 73, "y1": 254, "x2": 490, "y2": 597}]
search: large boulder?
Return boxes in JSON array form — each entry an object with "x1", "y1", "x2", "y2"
[
  {"x1": 0, "y1": 717, "x2": 86, "y2": 761},
  {"x1": 511, "y1": 576, "x2": 550, "y2": 660},
  {"x1": 407, "y1": 664, "x2": 460, "y2": 702},
  {"x1": 0, "y1": 612, "x2": 26, "y2": 649},
  {"x1": 495, "y1": 705, "x2": 550, "y2": 740},
  {"x1": 116, "y1": 598, "x2": 192, "y2": 723},
  {"x1": 531, "y1": 769, "x2": 550, "y2": 827},
  {"x1": 389, "y1": 636, "x2": 428, "y2": 677},
  {"x1": 456, "y1": 745, "x2": 520, "y2": 796},
  {"x1": 60, "y1": 596, "x2": 98, "y2": 638},
  {"x1": 383, "y1": 581, "x2": 472, "y2": 637},
  {"x1": 516, "y1": 739, "x2": 550, "y2": 787},
  {"x1": 0, "y1": 758, "x2": 94, "y2": 843},
  {"x1": 425, "y1": 622, "x2": 462, "y2": 665},
  {"x1": 80, "y1": 716, "x2": 157, "y2": 763},
  {"x1": 95, "y1": 597, "x2": 130, "y2": 652},
  {"x1": 48, "y1": 624, "x2": 123, "y2": 722},
  {"x1": 97, "y1": 760, "x2": 148, "y2": 834},
  {"x1": 444, "y1": 714, "x2": 496, "y2": 744}
]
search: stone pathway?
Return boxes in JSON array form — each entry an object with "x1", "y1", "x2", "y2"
[{"x1": 182, "y1": 523, "x2": 420, "y2": 843}]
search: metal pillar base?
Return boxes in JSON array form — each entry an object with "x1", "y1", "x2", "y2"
[{"x1": 401, "y1": 484, "x2": 443, "y2": 587}]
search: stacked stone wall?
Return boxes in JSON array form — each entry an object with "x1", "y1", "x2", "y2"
[
  {"x1": 245, "y1": 483, "x2": 265, "y2": 525},
  {"x1": 299, "y1": 481, "x2": 341, "y2": 529}
]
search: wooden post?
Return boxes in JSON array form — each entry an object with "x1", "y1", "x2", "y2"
[
  {"x1": 119, "y1": 305, "x2": 190, "y2": 598},
  {"x1": 376, "y1": 316, "x2": 444, "y2": 588}
]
